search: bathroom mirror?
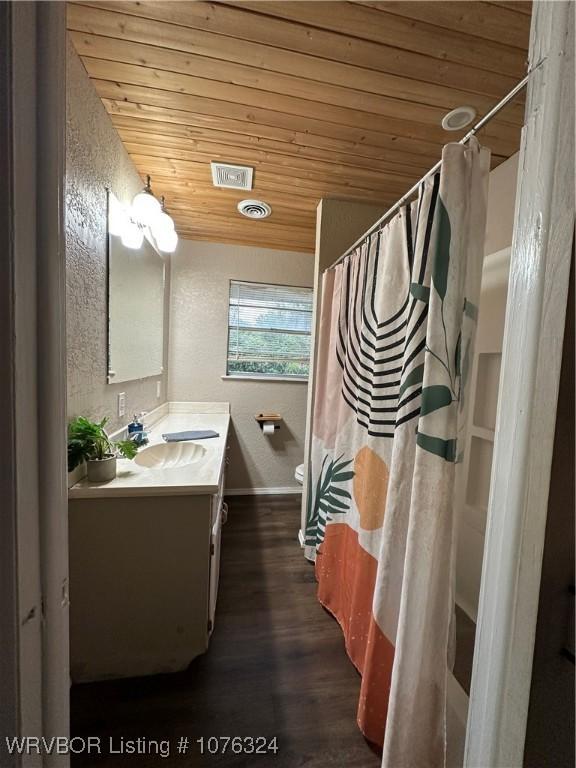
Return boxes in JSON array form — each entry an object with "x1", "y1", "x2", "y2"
[{"x1": 107, "y1": 192, "x2": 165, "y2": 384}]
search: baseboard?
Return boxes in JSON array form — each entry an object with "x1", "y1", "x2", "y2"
[{"x1": 225, "y1": 486, "x2": 303, "y2": 496}]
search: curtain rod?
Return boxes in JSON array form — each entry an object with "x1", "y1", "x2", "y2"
[{"x1": 326, "y1": 60, "x2": 546, "y2": 271}]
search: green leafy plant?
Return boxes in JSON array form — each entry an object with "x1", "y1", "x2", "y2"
[{"x1": 68, "y1": 416, "x2": 139, "y2": 472}]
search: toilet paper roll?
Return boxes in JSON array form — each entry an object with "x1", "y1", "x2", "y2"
[{"x1": 262, "y1": 422, "x2": 276, "y2": 435}]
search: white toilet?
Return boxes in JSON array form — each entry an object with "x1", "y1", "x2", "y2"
[{"x1": 295, "y1": 463, "x2": 304, "y2": 485}]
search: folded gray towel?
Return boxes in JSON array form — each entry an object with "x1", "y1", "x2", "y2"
[{"x1": 162, "y1": 430, "x2": 219, "y2": 442}]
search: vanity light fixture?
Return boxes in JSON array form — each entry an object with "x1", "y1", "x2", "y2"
[
  {"x1": 151, "y1": 197, "x2": 178, "y2": 253},
  {"x1": 110, "y1": 179, "x2": 178, "y2": 252},
  {"x1": 121, "y1": 218, "x2": 144, "y2": 250},
  {"x1": 132, "y1": 175, "x2": 162, "y2": 223},
  {"x1": 152, "y1": 196, "x2": 175, "y2": 237},
  {"x1": 155, "y1": 227, "x2": 178, "y2": 254},
  {"x1": 108, "y1": 191, "x2": 142, "y2": 249},
  {"x1": 150, "y1": 197, "x2": 178, "y2": 253}
]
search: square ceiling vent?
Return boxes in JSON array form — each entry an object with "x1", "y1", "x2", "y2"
[{"x1": 211, "y1": 162, "x2": 253, "y2": 190}]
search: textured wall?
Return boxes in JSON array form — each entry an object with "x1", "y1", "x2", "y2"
[
  {"x1": 169, "y1": 240, "x2": 314, "y2": 491},
  {"x1": 456, "y1": 151, "x2": 519, "y2": 620},
  {"x1": 66, "y1": 41, "x2": 169, "y2": 431},
  {"x1": 314, "y1": 198, "x2": 387, "y2": 271}
]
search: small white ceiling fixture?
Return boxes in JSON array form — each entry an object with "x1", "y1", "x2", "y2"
[
  {"x1": 211, "y1": 162, "x2": 253, "y2": 190},
  {"x1": 441, "y1": 105, "x2": 477, "y2": 131},
  {"x1": 237, "y1": 199, "x2": 272, "y2": 219}
]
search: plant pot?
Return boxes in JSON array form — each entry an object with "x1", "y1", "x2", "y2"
[{"x1": 87, "y1": 454, "x2": 117, "y2": 483}]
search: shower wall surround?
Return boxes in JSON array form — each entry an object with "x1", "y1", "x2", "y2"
[
  {"x1": 484, "y1": 152, "x2": 519, "y2": 255},
  {"x1": 455, "y1": 151, "x2": 519, "y2": 619},
  {"x1": 65, "y1": 41, "x2": 169, "y2": 431}
]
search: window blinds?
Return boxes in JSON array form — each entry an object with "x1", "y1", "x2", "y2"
[{"x1": 227, "y1": 280, "x2": 313, "y2": 378}]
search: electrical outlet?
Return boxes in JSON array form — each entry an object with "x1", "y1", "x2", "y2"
[
  {"x1": 118, "y1": 392, "x2": 126, "y2": 418},
  {"x1": 156, "y1": 381, "x2": 161, "y2": 399}
]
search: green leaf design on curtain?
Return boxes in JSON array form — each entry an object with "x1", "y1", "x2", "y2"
[
  {"x1": 328, "y1": 486, "x2": 352, "y2": 499},
  {"x1": 325, "y1": 494, "x2": 350, "y2": 511},
  {"x1": 464, "y1": 298, "x2": 478, "y2": 321},
  {"x1": 432, "y1": 197, "x2": 451, "y2": 300},
  {"x1": 420, "y1": 385, "x2": 453, "y2": 416},
  {"x1": 399, "y1": 362, "x2": 425, "y2": 398},
  {"x1": 410, "y1": 283, "x2": 430, "y2": 302},
  {"x1": 332, "y1": 470, "x2": 355, "y2": 482},
  {"x1": 305, "y1": 455, "x2": 327, "y2": 542},
  {"x1": 454, "y1": 332, "x2": 462, "y2": 377},
  {"x1": 305, "y1": 454, "x2": 355, "y2": 547},
  {"x1": 305, "y1": 461, "x2": 314, "y2": 531},
  {"x1": 416, "y1": 432, "x2": 457, "y2": 462}
]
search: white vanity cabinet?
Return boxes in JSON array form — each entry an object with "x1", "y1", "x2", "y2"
[
  {"x1": 209, "y1": 471, "x2": 225, "y2": 634},
  {"x1": 68, "y1": 404, "x2": 229, "y2": 683},
  {"x1": 69, "y1": 480, "x2": 226, "y2": 683}
]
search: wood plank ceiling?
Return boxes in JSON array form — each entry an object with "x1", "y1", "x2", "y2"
[{"x1": 67, "y1": 1, "x2": 531, "y2": 253}]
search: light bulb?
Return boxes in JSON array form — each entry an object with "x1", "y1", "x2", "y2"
[
  {"x1": 151, "y1": 209, "x2": 175, "y2": 240},
  {"x1": 151, "y1": 195, "x2": 175, "y2": 240},
  {"x1": 156, "y1": 228, "x2": 178, "y2": 253},
  {"x1": 121, "y1": 219, "x2": 144, "y2": 249},
  {"x1": 131, "y1": 175, "x2": 161, "y2": 224}
]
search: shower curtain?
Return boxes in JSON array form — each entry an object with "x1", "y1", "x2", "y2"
[{"x1": 305, "y1": 140, "x2": 490, "y2": 767}]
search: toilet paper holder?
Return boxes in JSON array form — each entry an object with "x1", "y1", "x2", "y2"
[{"x1": 255, "y1": 412, "x2": 282, "y2": 432}]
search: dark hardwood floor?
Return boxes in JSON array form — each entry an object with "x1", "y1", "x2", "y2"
[{"x1": 71, "y1": 495, "x2": 381, "y2": 767}]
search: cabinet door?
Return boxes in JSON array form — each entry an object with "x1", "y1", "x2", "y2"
[{"x1": 208, "y1": 500, "x2": 224, "y2": 633}]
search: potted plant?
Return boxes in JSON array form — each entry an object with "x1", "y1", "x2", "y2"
[{"x1": 68, "y1": 416, "x2": 139, "y2": 483}]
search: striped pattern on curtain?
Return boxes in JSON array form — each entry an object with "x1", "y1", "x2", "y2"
[{"x1": 335, "y1": 173, "x2": 440, "y2": 438}]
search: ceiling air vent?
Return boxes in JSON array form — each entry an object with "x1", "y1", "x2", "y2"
[
  {"x1": 237, "y1": 200, "x2": 272, "y2": 219},
  {"x1": 211, "y1": 162, "x2": 253, "y2": 190}
]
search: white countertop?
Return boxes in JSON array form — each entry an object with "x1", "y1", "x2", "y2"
[{"x1": 69, "y1": 404, "x2": 230, "y2": 499}]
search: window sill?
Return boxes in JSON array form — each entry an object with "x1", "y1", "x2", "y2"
[{"x1": 221, "y1": 374, "x2": 308, "y2": 384}]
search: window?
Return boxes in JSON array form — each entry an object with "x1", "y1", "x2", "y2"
[{"x1": 227, "y1": 280, "x2": 313, "y2": 379}]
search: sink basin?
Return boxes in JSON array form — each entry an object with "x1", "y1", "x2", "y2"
[{"x1": 134, "y1": 441, "x2": 207, "y2": 470}]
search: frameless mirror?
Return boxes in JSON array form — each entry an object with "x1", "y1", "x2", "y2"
[{"x1": 107, "y1": 191, "x2": 165, "y2": 384}]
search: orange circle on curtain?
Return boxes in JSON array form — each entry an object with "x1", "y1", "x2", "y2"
[{"x1": 353, "y1": 446, "x2": 389, "y2": 530}]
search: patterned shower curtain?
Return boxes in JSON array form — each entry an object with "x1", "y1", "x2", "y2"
[{"x1": 305, "y1": 140, "x2": 490, "y2": 768}]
